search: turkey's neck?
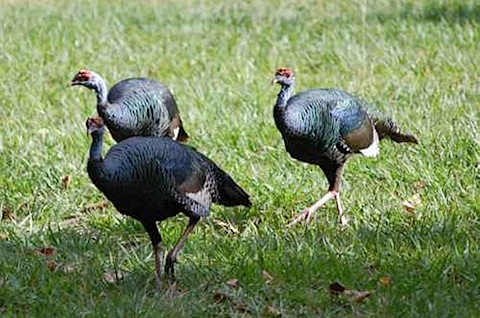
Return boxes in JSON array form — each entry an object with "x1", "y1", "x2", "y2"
[
  {"x1": 94, "y1": 78, "x2": 108, "y2": 105},
  {"x1": 89, "y1": 132, "x2": 104, "y2": 164},
  {"x1": 274, "y1": 83, "x2": 294, "y2": 129},
  {"x1": 275, "y1": 84, "x2": 294, "y2": 109}
]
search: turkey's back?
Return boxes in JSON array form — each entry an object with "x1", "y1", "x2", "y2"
[
  {"x1": 88, "y1": 137, "x2": 250, "y2": 222},
  {"x1": 106, "y1": 78, "x2": 179, "y2": 140},
  {"x1": 275, "y1": 88, "x2": 371, "y2": 162}
]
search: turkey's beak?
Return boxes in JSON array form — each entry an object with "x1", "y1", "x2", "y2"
[
  {"x1": 86, "y1": 125, "x2": 95, "y2": 136},
  {"x1": 71, "y1": 81, "x2": 81, "y2": 86},
  {"x1": 271, "y1": 78, "x2": 278, "y2": 85}
]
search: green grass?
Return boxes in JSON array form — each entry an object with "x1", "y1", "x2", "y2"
[{"x1": 0, "y1": 0, "x2": 478, "y2": 316}]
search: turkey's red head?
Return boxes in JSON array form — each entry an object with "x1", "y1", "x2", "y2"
[
  {"x1": 272, "y1": 67, "x2": 295, "y2": 85},
  {"x1": 275, "y1": 67, "x2": 293, "y2": 79},
  {"x1": 86, "y1": 116, "x2": 105, "y2": 135},
  {"x1": 71, "y1": 69, "x2": 94, "y2": 86}
]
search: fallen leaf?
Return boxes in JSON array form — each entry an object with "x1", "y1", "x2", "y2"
[
  {"x1": 213, "y1": 292, "x2": 230, "y2": 303},
  {"x1": 1, "y1": 207, "x2": 16, "y2": 221},
  {"x1": 402, "y1": 194, "x2": 421, "y2": 214},
  {"x1": 343, "y1": 289, "x2": 372, "y2": 303},
  {"x1": 58, "y1": 215, "x2": 85, "y2": 230},
  {"x1": 60, "y1": 263, "x2": 78, "y2": 273},
  {"x1": 226, "y1": 278, "x2": 239, "y2": 288},
  {"x1": 262, "y1": 270, "x2": 274, "y2": 284},
  {"x1": 82, "y1": 200, "x2": 110, "y2": 213},
  {"x1": 329, "y1": 282, "x2": 372, "y2": 303},
  {"x1": 379, "y1": 276, "x2": 393, "y2": 286},
  {"x1": 46, "y1": 259, "x2": 58, "y2": 271},
  {"x1": 233, "y1": 303, "x2": 248, "y2": 312},
  {"x1": 263, "y1": 305, "x2": 281, "y2": 316},
  {"x1": 0, "y1": 306, "x2": 6, "y2": 314},
  {"x1": 61, "y1": 175, "x2": 72, "y2": 191},
  {"x1": 329, "y1": 282, "x2": 346, "y2": 295},
  {"x1": 214, "y1": 219, "x2": 239, "y2": 234},
  {"x1": 34, "y1": 247, "x2": 55, "y2": 257},
  {"x1": 413, "y1": 180, "x2": 427, "y2": 189},
  {"x1": 103, "y1": 270, "x2": 124, "y2": 283}
]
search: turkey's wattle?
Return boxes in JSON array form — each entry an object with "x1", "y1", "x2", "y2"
[
  {"x1": 272, "y1": 67, "x2": 418, "y2": 227},
  {"x1": 86, "y1": 117, "x2": 250, "y2": 290},
  {"x1": 72, "y1": 69, "x2": 189, "y2": 142}
]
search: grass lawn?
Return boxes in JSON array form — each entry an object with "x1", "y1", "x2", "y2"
[{"x1": 0, "y1": 0, "x2": 478, "y2": 316}]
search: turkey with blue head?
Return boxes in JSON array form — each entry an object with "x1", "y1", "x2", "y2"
[
  {"x1": 86, "y1": 116, "x2": 251, "y2": 290},
  {"x1": 272, "y1": 67, "x2": 418, "y2": 227},
  {"x1": 72, "y1": 69, "x2": 189, "y2": 142}
]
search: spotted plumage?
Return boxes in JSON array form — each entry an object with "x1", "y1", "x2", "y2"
[
  {"x1": 86, "y1": 117, "x2": 250, "y2": 290},
  {"x1": 272, "y1": 67, "x2": 418, "y2": 227},
  {"x1": 72, "y1": 69, "x2": 189, "y2": 142}
]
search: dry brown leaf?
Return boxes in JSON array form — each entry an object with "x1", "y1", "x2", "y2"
[
  {"x1": 213, "y1": 292, "x2": 230, "y2": 303},
  {"x1": 214, "y1": 219, "x2": 239, "y2": 234},
  {"x1": 0, "y1": 306, "x2": 6, "y2": 314},
  {"x1": 263, "y1": 305, "x2": 281, "y2": 316},
  {"x1": 1, "y1": 207, "x2": 16, "y2": 221},
  {"x1": 34, "y1": 247, "x2": 55, "y2": 257},
  {"x1": 226, "y1": 278, "x2": 239, "y2": 288},
  {"x1": 233, "y1": 303, "x2": 248, "y2": 313},
  {"x1": 61, "y1": 175, "x2": 72, "y2": 191},
  {"x1": 330, "y1": 282, "x2": 372, "y2": 303},
  {"x1": 0, "y1": 232, "x2": 8, "y2": 240},
  {"x1": 379, "y1": 276, "x2": 393, "y2": 286},
  {"x1": 46, "y1": 260, "x2": 58, "y2": 271},
  {"x1": 103, "y1": 270, "x2": 124, "y2": 283},
  {"x1": 402, "y1": 194, "x2": 421, "y2": 214},
  {"x1": 262, "y1": 270, "x2": 274, "y2": 284},
  {"x1": 413, "y1": 180, "x2": 427, "y2": 189},
  {"x1": 60, "y1": 263, "x2": 78, "y2": 273},
  {"x1": 343, "y1": 290, "x2": 373, "y2": 303},
  {"x1": 83, "y1": 200, "x2": 110, "y2": 213},
  {"x1": 329, "y1": 282, "x2": 346, "y2": 295}
]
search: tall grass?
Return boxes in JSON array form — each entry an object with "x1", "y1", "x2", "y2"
[{"x1": 0, "y1": 0, "x2": 478, "y2": 316}]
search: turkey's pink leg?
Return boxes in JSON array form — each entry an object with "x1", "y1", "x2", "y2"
[
  {"x1": 288, "y1": 191, "x2": 336, "y2": 227},
  {"x1": 165, "y1": 218, "x2": 199, "y2": 283},
  {"x1": 153, "y1": 243, "x2": 163, "y2": 291},
  {"x1": 334, "y1": 192, "x2": 348, "y2": 228}
]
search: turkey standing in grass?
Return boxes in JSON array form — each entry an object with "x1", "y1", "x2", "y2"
[
  {"x1": 72, "y1": 69, "x2": 189, "y2": 142},
  {"x1": 272, "y1": 67, "x2": 418, "y2": 227},
  {"x1": 86, "y1": 116, "x2": 250, "y2": 290}
]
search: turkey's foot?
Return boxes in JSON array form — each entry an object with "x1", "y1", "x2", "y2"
[
  {"x1": 287, "y1": 191, "x2": 337, "y2": 227},
  {"x1": 287, "y1": 208, "x2": 315, "y2": 227}
]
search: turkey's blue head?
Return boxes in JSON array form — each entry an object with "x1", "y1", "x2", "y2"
[
  {"x1": 86, "y1": 116, "x2": 105, "y2": 136},
  {"x1": 272, "y1": 67, "x2": 295, "y2": 86},
  {"x1": 71, "y1": 69, "x2": 101, "y2": 90}
]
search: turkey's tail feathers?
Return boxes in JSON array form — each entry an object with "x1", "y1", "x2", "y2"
[
  {"x1": 217, "y1": 175, "x2": 251, "y2": 207},
  {"x1": 374, "y1": 117, "x2": 418, "y2": 144}
]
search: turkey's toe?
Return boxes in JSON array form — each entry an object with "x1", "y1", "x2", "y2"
[
  {"x1": 339, "y1": 214, "x2": 349, "y2": 229},
  {"x1": 287, "y1": 209, "x2": 312, "y2": 227}
]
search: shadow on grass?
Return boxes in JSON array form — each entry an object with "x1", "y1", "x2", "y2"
[{"x1": 372, "y1": 2, "x2": 480, "y2": 24}]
